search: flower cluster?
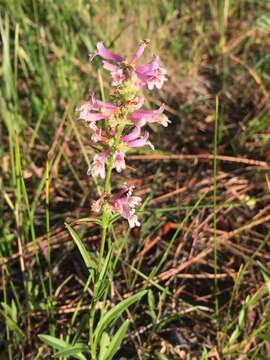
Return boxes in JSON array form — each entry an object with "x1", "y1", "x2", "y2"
[{"x1": 77, "y1": 40, "x2": 169, "y2": 227}]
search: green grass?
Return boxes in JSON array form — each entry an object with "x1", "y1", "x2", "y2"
[{"x1": 1, "y1": 0, "x2": 270, "y2": 358}]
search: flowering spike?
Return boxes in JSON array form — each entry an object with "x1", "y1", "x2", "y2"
[{"x1": 78, "y1": 40, "x2": 168, "y2": 227}]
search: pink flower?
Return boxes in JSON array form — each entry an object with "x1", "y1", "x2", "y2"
[
  {"x1": 129, "y1": 39, "x2": 149, "y2": 64},
  {"x1": 102, "y1": 61, "x2": 126, "y2": 86},
  {"x1": 89, "y1": 42, "x2": 124, "y2": 62},
  {"x1": 89, "y1": 124, "x2": 107, "y2": 143},
  {"x1": 90, "y1": 41, "x2": 167, "y2": 91},
  {"x1": 128, "y1": 104, "x2": 170, "y2": 127},
  {"x1": 111, "y1": 184, "x2": 142, "y2": 227},
  {"x1": 135, "y1": 55, "x2": 167, "y2": 90},
  {"x1": 77, "y1": 93, "x2": 117, "y2": 123},
  {"x1": 89, "y1": 150, "x2": 109, "y2": 179},
  {"x1": 113, "y1": 150, "x2": 126, "y2": 172},
  {"x1": 101, "y1": 61, "x2": 126, "y2": 86},
  {"x1": 122, "y1": 127, "x2": 154, "y2": 150}
]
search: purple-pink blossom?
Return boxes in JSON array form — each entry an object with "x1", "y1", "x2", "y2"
[
  {"x1": 76, "y1": 93, "x2": 118, "y2": 123},
  {"x1": 111, "y1": 183, "x2": 142, "y2": 227},
  {"x1": 129, "y1": 39, "x2": 149, "y2": 64},
  {"x1": 129, "y1": 104, "x2": 170, "y2": 127},
  {"x1": 113, "y1": 150, "x2": 126, "y2": 172},
  {"x1": 122, "y1": 127, "x2": 154, "y2": 150},
  {"x1": 90, "y1": 150, "x2": 109, "y2": 179},
  {"x1": 135, "y1": 55, "x2": 167, "y2": 90},
  {"x1": 89, "y1": 123, "x2": 107, "y2": 144},
  {"x1": 89, "y1": 40, "x2": 167, "y2": 91},
  {"x1": 89, "y1": 41, "x2": 124, "y2": 62}
]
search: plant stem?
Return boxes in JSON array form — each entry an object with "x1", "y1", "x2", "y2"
[
  {"x1": 98, "y1": 122, "x2": 125, "y2": 269},
  {"x1": 98, "y1": 156, "x2": 113, "y2": 270},
  {"x1": 89, "y1": 299, "x2": 97, "y2": 359},
  {"x1": 90, "y1": 121, "x2": 125, "y2": 356}
]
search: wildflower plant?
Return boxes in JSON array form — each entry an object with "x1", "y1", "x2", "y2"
[
  {"x1": 77, "y1": 40, "x2": 169, "y2": 258},
  {"x1": 39, "y1": 40, "x2": 169, "y2": 360}
]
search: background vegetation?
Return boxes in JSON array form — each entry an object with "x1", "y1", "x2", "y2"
[{"x1": 1, "y1": 0, "x2": 270, "y2": 358}]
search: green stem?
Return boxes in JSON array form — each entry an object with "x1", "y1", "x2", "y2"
[
  {"x1": 104, "y1": 156, "x2": 113, "y2": 193},
  {"x1": 99, "y1": 215, "x2": 109, "y2": 270},
  {"x1": 98, "y1": 122, "x2": 125, "y2": 269},
  {"x1": 89, "y1": 300, "x2": 97, "y2": 359},
  {"x1": 98, "y1": 156, "x2": 113, "y2": 270},
  {"x1": 89, "y1": 121, "x2": 126, "y2": 357}
]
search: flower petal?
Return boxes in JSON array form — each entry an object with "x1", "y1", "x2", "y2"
[
  {"x1": 126, "y1": 132, "x2": 150, "y2": 148},
  {"x1": 102, "y1": 60, "x2": 119, "y2": 71},
  {"x1": 113, "y1": 150, "x2": 126, "y2": 173},
  {"x1": 96, "y1": 41, "x2": 124, "y2": 62},
  {"x1": 79, "y1": 112, "x2": 108, "y2": 122},
  {"x1": 129, "y1": 39, "x2": 149, "y2": 64},
  {"x1": 121, "y1": 127, "x2": 141, "y2": 142}
]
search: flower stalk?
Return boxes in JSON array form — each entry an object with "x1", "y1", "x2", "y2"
[
  {"x1": 77, "y1": 39, "x2": 169, "y2": 261},
  {"x1": 75, "y1": 39, "x2": 169, "y2": 359}
]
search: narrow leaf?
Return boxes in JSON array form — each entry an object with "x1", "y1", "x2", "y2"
[
  {"x1": 94, "y1": 290, "x2": 147, "y2": 347},
  {"x1": 65, "y1": 223, "x2": 96, "y2": 270},
  {"x1": 99, "y1": 332, "x2": 110, "y2": 360},
  {"x1": 76, "y1": 217, "x2": 101, "y2": 225},
  {"x1": 38, "y1": 335, "x2": 87, "y2": 360},
  {"x1": 38, "y1": 334, "x2": 68, "y2": 349},
  {"x1": 53, "y1": 344, "x2": 88, "y2": 359},
  {"x1": 94, "y1": 248, "x2": 112, "y2": 300},
  {"x1": 102, "y1": 320, "x2": 129, "y2": 360}
]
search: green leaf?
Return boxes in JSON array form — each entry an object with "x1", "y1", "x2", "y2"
[
  {"x1": 256, "y1": 14, "x2": 270, "y2": 30},
  {"x1": 94, "y1": 290, "x2": 147, "y2": 347},
  {"x1": 11, "y1": 299, "x2": 17, "y2": 321},
  {"x1": 229, "y1": 327, "x2": 240, "y2": 345},
  {"x1": 1, "y1": 304, "x2": 25, "y2": 339},
  {"x1": 99, "y1": 332, "x2": 110, "y2": 360},
  {"x1": 258, "y1": 333, "x2": 270, "y2": 342},
  {"x1": 38, "y1": 334, "x2": 68, "y2": 349},
  {"x1": 147, "y1": 289, "x2": 156, "y2": 321},
  {"x1": 94, "y1": 248, "x2": 113, "y2": 300},
  {"x1": 38, "y1": 335, "x2": 87, "y2": 360},
  {"x1": 53, "y1": 344, "x2": 88, "y2": 359},
  {"x1": 65, "y1": 223, "x2": 96, "y2": 270},
  {"x1": 76, "y1": 217, "x2": 101, "y2": 225},
  {"x1": 102, "y1": 320, "x2": 129, "y2": 360},
  {"x1": 155, "y1": 353, "x2": 169, "y2": 360},
  {"x1": 72, "y1": 313, "x2": 89, "y2": 345}
]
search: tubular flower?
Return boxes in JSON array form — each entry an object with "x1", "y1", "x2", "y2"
[
  {"x1": 89, "y1": 41, "x2": 124, "y2": 62},
  {"x1": 129, "y1": 39, "x2": 149, "y2": 64},
  {"x1": 135, "y1": 55, "x2": 167, "y2": 90},
  {"x1": 111, "y1": 184, "x2": 142, "y2": 228},
  {"x1": 122, "y1": 127, "x2": 154, "y2": 150},
  {"x1": 89, "y1": 150, "x2": 109, "y2": 179},
  {"x1": 129, "y1": 104, "x2": 170, "y2": 127},
  {"x1": 76, "y1": 93, "x2": 118, "y2": 123},
  {"x1": 113, "y1": 150, "x2": 126, "y2": 172}
]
